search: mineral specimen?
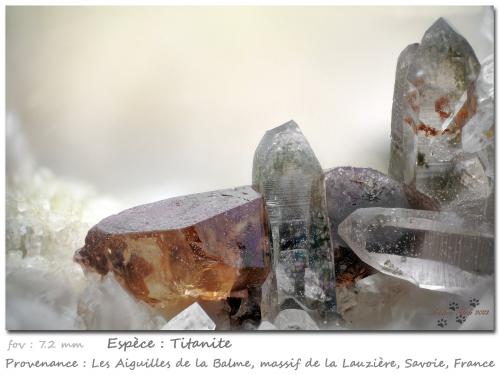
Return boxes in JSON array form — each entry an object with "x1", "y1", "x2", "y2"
[
  {"x1": 75, "y1": 186, "x2": 271, "y2": 319},
  {"x1": 339, "y1": 207, "x2": 494, "y2": 292},
  {"x1": 324, "y1": 167, "x2": 410, "y2": 286},
  {"x1": 161, "y1": 302, "x2": 216, "y2": 330},
  {"x1": 388, "y1": 18, "x2": 493, "y2": 218},
  {"x1": 252, "y1": 120, "x2": 335, "y2": 318}
]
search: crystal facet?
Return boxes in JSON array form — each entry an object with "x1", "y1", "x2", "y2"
[
  {"x1": 339, "y1": 207, "x2": 493, "y2": 292},
  {"x1": 252, "y1": 120, "x2": 335, "y2": 318},
  {"x1": 161, "y1": 302, "x2": 216, "y2": 330},
  {"x1": 274, "y1": 309, "x2": 319, "y2": 330},
  {"x1": 75, "y1": 186, "x2": 271, "y2": 318},
  {"x1": 388, "y1": 18, "x2": 492, "y2": 217},
  {"x1": 324, "y1": 167, "x2": 410, "y2": 286},
  {"x1": 389, "y1": 43, "x2": 419, "y2": 184}
]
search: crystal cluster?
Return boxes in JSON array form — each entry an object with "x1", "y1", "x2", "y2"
[
  {"x1": 6, "y1": 16, "x2": 473, "y2": 331},
  {"x1": 388, "y1": 18, "x2": 494, "y2": 220},
  {"x1": 73, "y1": 18, "x2": 492, "y2": 330},
  {"x1": 340, "y1": 18, "x2": 494, "y2": 301}
]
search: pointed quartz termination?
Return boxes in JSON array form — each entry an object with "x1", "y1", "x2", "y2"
[
  {"x1": 252, "y1": 120, "x2": 335, "y2": 319},
  {"x1": 74, "y1": 186, "x2": 271, "y2": 320},
  {"x1": 339, "y1": 207, "x2": 493, "y2": 292},
  {"x1": 388, "y1": 18, "x2": 489, "y2": 214},
  {"x1": 161, "y1": 303, "x2": 216, "y2": 330}
]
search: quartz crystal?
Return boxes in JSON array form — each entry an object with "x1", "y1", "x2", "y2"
[
  {"x1": 257, "y1": 321, "x2": 278, "y2": 330},
  {"x1": 388, "y1": 18, "x2": 493, "y2": 219},
  {"x1": 161, "y1": 303, "x2": 216, "y2": 330},
  {"x1": 339, "y1": 207, "x2": 493, "y2": 292},
  {"x1": 75, "y1": 186, "x2": 271, "y2": 319},
  {"x1": 252, "y1": 120, "x2": 335, "y2": 318},
  {"x1": 337, "y1": 272, "x2": 493, "y2": 330},
  {"x1": 462, "y1": 55, "x2": 494, "y2": 178},
  {"x1": 388, "y1": 43, "x2": 419, "y2": 184},
  {"x1": 79, "y1": 273, "x2": 167, "y2": 330},
  {"x1": 324, "y1": 167, "x2": 410, "y2": 286},
  {"x1": 274, "y1": 309, "x2": 319, "y2": 330}
]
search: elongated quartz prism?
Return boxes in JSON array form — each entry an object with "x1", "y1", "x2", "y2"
[
  {"x1": 388, "y1": 18, "x2": 494, "y2": 220},
  {"x1": 339, "y1": 207, "x2": 493, "y2": 292},
  {"x1": 252, "y1": 121, "x2": 335, "y2": 319}
]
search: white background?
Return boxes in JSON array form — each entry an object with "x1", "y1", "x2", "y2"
[{"x1": 1, "y1": 1, "x2": 499, "y2": 374}]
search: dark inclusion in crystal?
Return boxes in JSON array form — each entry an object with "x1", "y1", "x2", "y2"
[{"x1": 252, "y1": 120, "x2": 336, "y2": 317}]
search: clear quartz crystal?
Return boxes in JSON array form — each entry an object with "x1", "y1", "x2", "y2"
[
  {"x1": 462, "y1": 55, "x2": 494, "y2": 178},
  {"x1": 339, "y1": 207, "x2": 493, "y2": 292},
  {"x1": 389, "y1": 43, "x2": 419, "y2": 184},
  {"x1": 161, "y1": 302, "x2": 216, "y2": 330},
  {"x1": 252, "y1": 120, "x2": 335, "y2": 318},
  {"x1": 257, "y1": 321, "x2": 278, "y2": 330},
  {"x1": 274, "y1": 309, "x2": 319, "y2": 330},
  {"x1": 388, "y1": 18, "x2": 494, "y2": 217}
]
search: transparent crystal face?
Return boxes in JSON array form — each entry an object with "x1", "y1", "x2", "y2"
[
  {"x1": 252, "y1": 121, "x2": 335, "y2": 318},
  {"x1": 339, "y1": 207, "x2": 493, "y2": 292}
]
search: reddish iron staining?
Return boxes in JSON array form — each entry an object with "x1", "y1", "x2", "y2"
[
  {"x1": 416, "y1": 123, "x2": 439, "y2": 136},
  {"x1": 435, "y1": 96, "x2": 452, "y2": 120},
  {"x1": 454, "y1": 106, "x2": 470, "y2": 130},
  {"x1": 404, "y1": 116, "x2": 414, "y2": 126},
  {"x1": 406, "y1": 91, "x2": 419, "y2": 112}
]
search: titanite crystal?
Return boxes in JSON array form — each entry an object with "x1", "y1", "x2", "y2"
[
  {"x1": 339, "y1": 207, "x2": 493, "y2": 292},
  {"x1": 161, "y1": 303, "x2": 216, "y2": 330},
  {"x1": 75, "y1": 186, "x2": 271, "y2": 319},
  {"x1": 388, "y1": 18, "x2": 493, "y2": 216},
  {"x1": 324, "y1": 167, "x2": 410, "y2": 286},
  {"x1": 252, "y1": 120, "x2": 335, "y2": 318}
]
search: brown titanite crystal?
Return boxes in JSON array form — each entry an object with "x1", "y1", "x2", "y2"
[{"x1": 74, "y1": 186, "x2": 271, "y2": 319}]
